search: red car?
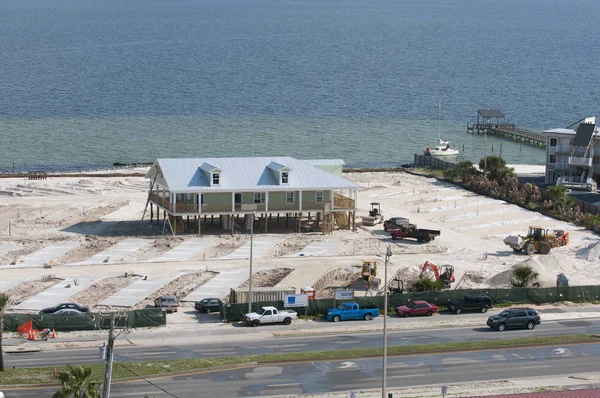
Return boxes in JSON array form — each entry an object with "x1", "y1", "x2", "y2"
[{"x1": 395, "y1": 300, "x2": 438, "y2": 317}]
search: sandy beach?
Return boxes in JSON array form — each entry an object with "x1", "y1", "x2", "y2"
[{"x1": 0, "y1": 164, "x2": 599, "y2": 314}]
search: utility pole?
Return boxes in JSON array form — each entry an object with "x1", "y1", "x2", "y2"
[
  {"x1": 382, "y1": 245, "x2": 392, "y2": 398},
  {"x1": 102, "y1": 313, "x2": 115, "y2": 398},
  {"x1": 248, "y1": 211, "x2": 254, "y2": 313}
]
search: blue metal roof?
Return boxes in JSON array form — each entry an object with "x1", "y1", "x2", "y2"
[{"x1": 153, "y1": 157, "x2": 361, "y2": 192}]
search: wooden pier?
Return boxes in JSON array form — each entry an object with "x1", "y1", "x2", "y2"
[{"x1": 467, "y1": 110, "x2": 546, "y2": 147}]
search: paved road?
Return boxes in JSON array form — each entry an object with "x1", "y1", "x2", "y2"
[
  {"x1": 5, "y1": 317, "x2": 600, "y2": 368},
  {"x1": 6, "y1": 343, "x2": 600, "y2": 397}
]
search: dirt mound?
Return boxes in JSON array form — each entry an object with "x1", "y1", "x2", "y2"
[
  {"x1": 313, "y1": 266, "x2": 361, "y2": 298},
  {"x1": 68, "y1": 275, "x2": 139, "y2": 309},
  {"x1": 133, "y1": 271, "x2": 217, "y2": 310},
  {"x1": 487, "y1": 252, "x2": 580, "y2": 288},
  {"x1": 238, "y1": 268, "x2": 293, "y2": 288},
  {"x1": 6, "y1": 276, "x2": 63, "y2": 307},
  {"x1": 193, "y1": 235, "x2": 247, "y2": 259},
  {"x1": 577, "y1": 241, "x2": 600, "y2": 262},
  {"x1": 268, "y1": 235, "x2": 315, "y2": 257}
]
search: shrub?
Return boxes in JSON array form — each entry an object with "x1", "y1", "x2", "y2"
[
  {"x1": 412, "y1": 278, "x2": 445, "y2": 292},
  {"x1": 511, "y1": 265, "x2": 539, "y2": 288}
]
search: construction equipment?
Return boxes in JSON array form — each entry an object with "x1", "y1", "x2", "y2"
[
  {"x1": 503, "y1": 226, "x2": 569, "y2": 255},
  {"x1": 361, "y1": 260, "x2": 377, "y2": 281},
  {"x1": 346, "y1": 261, "x2": 380, "y2": 292},
  {"x1": 361, "y1": 202, "x2": 384, "y2": 226},
  {"x1": 387, "y1": 278, "x2": 414, "y2": 294},
  {"x1": 419, "y1": 261, "x2": 455, "y2": 288}
]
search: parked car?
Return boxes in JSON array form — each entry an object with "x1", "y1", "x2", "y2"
[
  {"x1": 39, "y1": 302, "x2": 89, "y2": 314},
  {"x1": 395, "y1": 300, "x2": 438, "y2": 317},
  {"x1": 325, "y1": 302, "x2": 379, "y2": 322},
  {"x1": 447, "y1": 294, "x2": 492, "y2": 314},
  {"x1": 154, "y1": 296, "x2": 178, "y2": 313},
  {"x1": 195, "y1": 298, "x2": 223, "y2": 314},
  {"x1": 52, "y1": 308, "x2": 85, "y2": 316},
  {"x1": 244, "y1": 306, "x2": 297, "y2": 326},
  {"x1": 487, "y1": 308, "x2": 541, "y2": 331}
]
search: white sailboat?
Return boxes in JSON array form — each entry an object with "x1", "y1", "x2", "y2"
[{"x1": 424, "y1": 100, "x2": 459, "y2": 157}]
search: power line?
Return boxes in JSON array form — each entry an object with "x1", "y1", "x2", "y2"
[{"x1": 115, "y1": 362, "x2": 179, "y2": 398}]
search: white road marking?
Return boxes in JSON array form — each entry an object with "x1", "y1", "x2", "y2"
[
  {"x1": 519, "y1": 365, "x2": 552, "y2": 369},
  {"x1": 130, "y1": 351, "x2": 177, "y2": 357},
  {"x1": 267, "y1": 383, "x2": 302, "y2": 388},
  {"x1": 390, "y1": 373, "x2": 426, "y2": 378}
]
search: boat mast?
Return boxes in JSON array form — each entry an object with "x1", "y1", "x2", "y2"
[{"x1": 438, "y1": 99, "x2": 441, "y2": 141}]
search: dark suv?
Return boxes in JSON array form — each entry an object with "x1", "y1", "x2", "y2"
[
  {"x1": 487, "y1": 308, "x2": 541, "y2": 331},
  {"x1": 447, "y1": 294, "x2": 492, "y2": 314}
]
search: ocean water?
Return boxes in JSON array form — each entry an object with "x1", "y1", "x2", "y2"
[{"x1": 1, "y1": 0, "x2": 599, "y2": 172}]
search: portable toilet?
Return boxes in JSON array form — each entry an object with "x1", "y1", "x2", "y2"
[{"x1": 301, "y1": 286, "x2": 316, "y2": 300}]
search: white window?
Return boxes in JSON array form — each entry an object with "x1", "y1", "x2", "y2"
[
  {"x1": 549, "y1": 138, "x2": 557, "y2": 147},
  {"x1": 281, "y1": 171, "x2": 289, "y2": 184},
  {"x1": 254, "y1": 192, "x2": 266, "y2": 203},
  {"x1": 212, "y1": 173, "x2": 220, "y2": 185},
  {"x1": 286, "y1": 192, "x2": 294, "y2": 203},
  {"x1": 316, "y1": 191, "x2": 324, "y2": 202}
]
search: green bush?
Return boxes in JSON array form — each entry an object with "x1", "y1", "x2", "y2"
[
  {"x1": 511, "y1": 265, "x2": 539, "y2": 288},
  {"x1": 412, "y1": 278, "x2": 445, "y2": 292}
]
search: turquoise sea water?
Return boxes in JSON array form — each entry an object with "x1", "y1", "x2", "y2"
[{"x1": 1, "y1": 0, "x2": 599, "y2": 171}]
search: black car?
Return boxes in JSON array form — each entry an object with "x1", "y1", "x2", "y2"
[
  {"x1": 383, "y1": 217, "x2": 410, "y2": 232},
  {"x1": 487, "y1": 308, "x2": 541, "y2": 331},
  {"x1": 195, "y1": 298, "x2": 223, "y2": 314},
  {"x1": 447, "y1": 294, "x2": 492, "y2": 314},
  {"x1": 39, "y1": 302, "x2": 90, "y2": 314}
]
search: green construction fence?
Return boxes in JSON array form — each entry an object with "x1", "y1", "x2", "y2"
[
  {"x1": 224, "y1": 285, "x2": 600, "y2": 322},
  {"x1": 2, "y1": 308, "x2": 166, "y2": 332}
]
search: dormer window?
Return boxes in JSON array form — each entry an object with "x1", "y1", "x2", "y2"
[
  {"x1": 281, "y1": 172, "x2": 289, "y2": 184},
  {"x1": 212, "y1": 173, "x2": 220, "y2": 185}
]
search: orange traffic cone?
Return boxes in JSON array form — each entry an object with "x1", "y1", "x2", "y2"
[
  {"x1": 51, "y1": 329, "x2": 57, "y2": 339},
  {"x1": 53, "y1": 368, "x2": 57, "y2": 377},
  {"x1": 28, "y1": 329, "x2": 36, "y2": 341}
]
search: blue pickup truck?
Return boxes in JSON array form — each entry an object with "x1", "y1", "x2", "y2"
[{"x1": 325, "y1": 302, "x2": 379, "y2": 322}]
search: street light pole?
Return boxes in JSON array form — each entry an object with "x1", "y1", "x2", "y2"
[
  {"x1": 248, "y1": 211, "x2": 254, "y2": 313},
  {"x1": 382, "y1": 245, "x2": 392, "y2": 398},
  {"x1": 101, "y1": 313, "x2": 115, "y2": 398}
]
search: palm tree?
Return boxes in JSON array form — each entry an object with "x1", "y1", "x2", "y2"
[
  {"x1": 52, "y1": 365, "x2": 100, "y2": 398},
  {"x1": 0, "y1": 293, "x2": 9, "y2": 372}
]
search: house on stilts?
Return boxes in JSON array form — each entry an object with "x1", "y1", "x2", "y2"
[{"x1": 143, "y1": 157, "x2": 362, "y2": 235}]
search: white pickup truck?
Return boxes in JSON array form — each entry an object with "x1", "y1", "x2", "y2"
[{"x1": 244, "y1": 306, "x2": 298, "y2": 327}]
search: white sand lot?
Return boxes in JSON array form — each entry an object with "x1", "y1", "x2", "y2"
[{"x1": 0, "y1": 164, "x2": 599, "y2": 311}]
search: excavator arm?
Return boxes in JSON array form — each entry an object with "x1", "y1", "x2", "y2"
[{"x1": 419, "y1": 261, "x2": 441, "y2": 279}]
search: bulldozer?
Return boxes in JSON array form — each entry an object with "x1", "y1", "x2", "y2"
[
  {"x1": 347, "y1": 260, "x2": 380, "y2": 292},
  {"x1": 419, "y1": 261, "x2": 455, "y2": 288},
  {"x1": 361, "y1": 260, "x2": 377, "y2": 281},
  {"x1": 361, "y1": 202, "x2": 384, "y2": 226},
  {"x1": 503, "y1": 226, "x2": 569, "y2": 255}
]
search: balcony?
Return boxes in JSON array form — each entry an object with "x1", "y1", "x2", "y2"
[
  {"x1": 568, "y1": 156, "x2": 593, "y2": 167},
  {"x1": 553, "y1": 145, "x2": 570, "y2": 154},
  {"x1": 149, "y1": 195, "x2": 332, "y2": 215}
]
